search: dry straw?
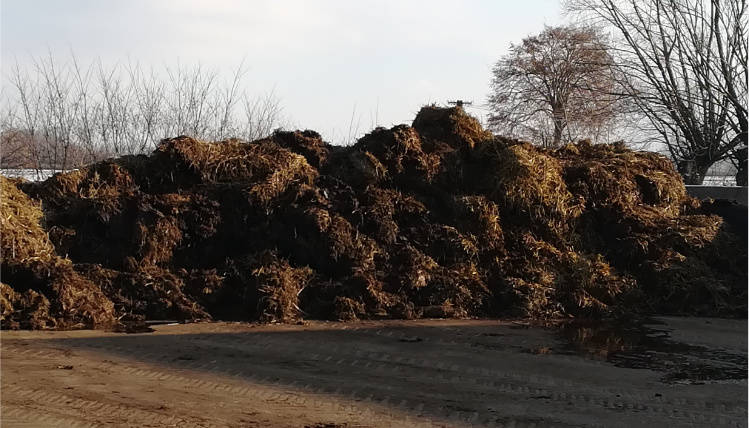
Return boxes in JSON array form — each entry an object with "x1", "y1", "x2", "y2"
[{"x1": 1, "y1": 106, "x2": 745, "y2": 329}]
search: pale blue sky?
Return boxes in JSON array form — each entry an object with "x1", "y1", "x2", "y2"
[{"x1": 1, "y1": 0, "x2": 563, "y2": 143}]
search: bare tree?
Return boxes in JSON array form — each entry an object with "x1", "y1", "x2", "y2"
[
  {"x1": 487, "y1": 25, "x2": 627, "y2": 148},
  {"x1": 1, "y1": 53, "x2": 290, "y2": 172},
  {"x1": 0, "y1": 129, "x2": 34, "y2": 169},
  {"x1": 241, "y1": 87, "x2": 287, "y2": 142},
  {"x1": 566, "y1": 0, "x2": 748, "y2": 184},
  {"x1": 0, "y1": 128, "x2": 99, "y2": 171}
]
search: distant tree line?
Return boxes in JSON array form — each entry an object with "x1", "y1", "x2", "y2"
[{"x1": 1, "y1": 54, "x2": 288, "y2": 172}]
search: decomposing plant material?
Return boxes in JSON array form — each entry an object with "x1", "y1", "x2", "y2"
[
  {"x1": 1, "y1": 177, "x2": 117, "y2": 329},
  {"x1": 1, "y1": 106, "x2": 745, "y2": 330}
]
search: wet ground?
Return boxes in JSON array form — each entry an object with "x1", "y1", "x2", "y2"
[
  {"x1": 2, "y1": 316, "x2": 747, "y2": 427},
  {"x1": 527, "y1": 318, "x2": 747, "y2": 385}
]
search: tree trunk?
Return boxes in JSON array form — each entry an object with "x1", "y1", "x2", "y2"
[
  {"x1": 552, "y1": 123, "x2": 563, "y2": 148},
  {"x1": 734, "y1": 147, "x2": 747, "y2": 187},
  {"x1": 677, "y1": 159, "x2": 712, "y2": 185},
  {"x1": 551, "y1": 105, "x2": 566, "y2": 148}
]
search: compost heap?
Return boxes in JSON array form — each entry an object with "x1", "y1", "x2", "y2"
[{"x1": 2, "y1": 106, "x2": 746, "y2": 330}]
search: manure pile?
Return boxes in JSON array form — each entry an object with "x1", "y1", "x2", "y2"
[{"x1": 1, "y1": 106, "x2": 746, "y2": 330}]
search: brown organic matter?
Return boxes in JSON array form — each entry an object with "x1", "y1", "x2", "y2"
[{"x1": 2, "y1": 106, "x2": 745, "y2": 330}]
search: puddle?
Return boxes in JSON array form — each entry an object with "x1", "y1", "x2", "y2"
[{"x1": 524, "y1": 319, "x2": 747, "y2": 385}]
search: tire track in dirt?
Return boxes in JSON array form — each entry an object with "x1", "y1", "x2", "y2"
[
  {"x1": 2, "y1": 339, "x2": 594, "y2": 428},
  {"x1": 2, "y1": 405, "x2": 102, "y2": 428},
  {"x1": 108, "y1": 330, "x2": 746, "y2": 412},
  {"x1": 184, "y1": 334, "x2": 748, "y2": 426},
  {"x1": 29, "y1": 325, "x2": 746, "y2": 428},
  {"x1": 2, "y1": 384, "x2": 192, "y2": 428},
  {"x1": 1, "y1": 341, "x2": 461, "y2": 428}
]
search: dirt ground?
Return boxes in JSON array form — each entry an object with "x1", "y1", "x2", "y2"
[{"x1": 1, "y1": 317, "x2": 746, "y2": 427}]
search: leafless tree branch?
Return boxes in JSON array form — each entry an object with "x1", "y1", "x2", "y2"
[
  {"x1": 565, "y1": 0, "x2": 747, "y2": 184},
  {"x1": 1, "y1": 53, "x2": 290, "y2": 171}
]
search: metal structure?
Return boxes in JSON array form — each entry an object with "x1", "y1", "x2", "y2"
[{"x1": 447, "y1": 100, "x2": 473, "y2": 108}]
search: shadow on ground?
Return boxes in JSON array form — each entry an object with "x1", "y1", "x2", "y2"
[{"x1": 8, "y1": 317, "x2": 747, "y2": 427}]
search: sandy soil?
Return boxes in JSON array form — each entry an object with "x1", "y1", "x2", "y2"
[{"x1": 1, "y1": 317, "x2": 746, "y2": 427}]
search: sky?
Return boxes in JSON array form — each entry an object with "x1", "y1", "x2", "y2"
[{"x1": 1, "y1": 0, "x2": 563, "y2": 144}]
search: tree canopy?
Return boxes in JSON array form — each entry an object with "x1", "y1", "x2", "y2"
[{"x1": 487, "y1": 25, "x2": 625, "y2": 148}]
